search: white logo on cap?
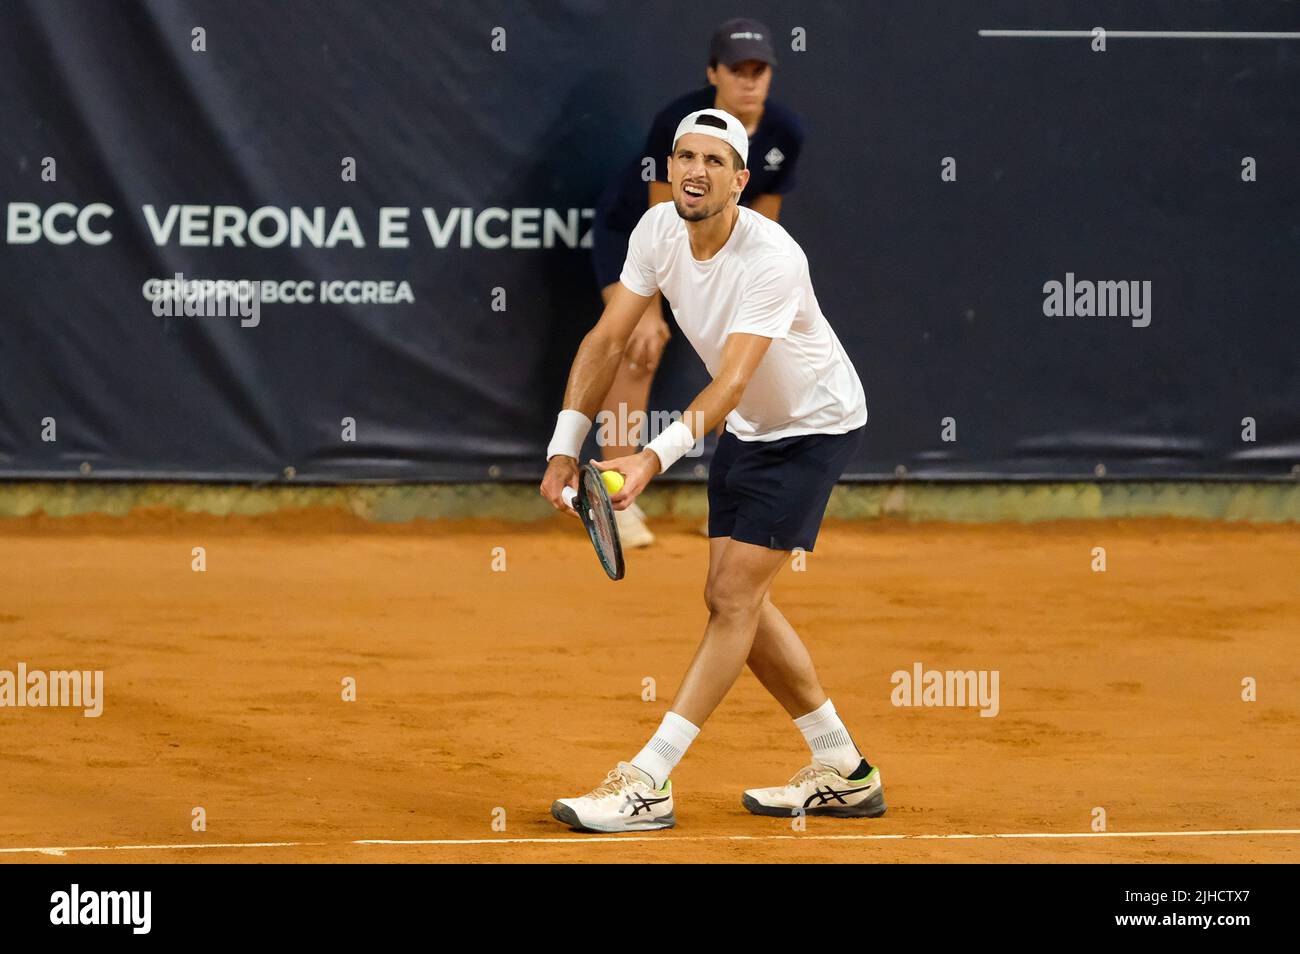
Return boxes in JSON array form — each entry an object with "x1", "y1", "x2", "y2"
[
  {"x1": 763, "y1": 147, "x2": 784, "y2": 171},
  {"x1": 730, "y1": 31, "x2": 764, "y2": 40}
]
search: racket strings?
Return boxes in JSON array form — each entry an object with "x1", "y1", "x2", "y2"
[{"x1": 584, "y1": 471, "x2": 618, "y2": 555}]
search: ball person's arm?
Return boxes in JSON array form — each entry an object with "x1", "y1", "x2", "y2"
[
  {"x1": 623, "y1": 181, "x2": 677, "y2": 371},
  {"x1": 596, "y1": 332, "x2": 774, "y2": 509},
  {"x1": 539, "y1": 282, "x2": 656, "y2": 512},
  {"x1": 747, "y1": 194, "x2": 782, "y2": 221}
]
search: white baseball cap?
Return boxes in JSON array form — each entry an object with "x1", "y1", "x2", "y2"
[{"x1": 672, "y1": 108, "x2": 748, "y2": 169}]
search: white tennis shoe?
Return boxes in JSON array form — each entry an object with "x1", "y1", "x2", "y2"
[
  {"x1": 551, "y1": 761, "x2": 675, "y2": 832},
  {"x1": 614, "y1": 502, "x2": 655, "y2": 548},
  {"x1": 742, "y1": 760, "x2": 886, "y2": 818}
]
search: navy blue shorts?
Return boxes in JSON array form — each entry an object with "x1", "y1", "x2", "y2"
[{"x1": 708, "y1": 425, "x2": 865, "y2": 552}]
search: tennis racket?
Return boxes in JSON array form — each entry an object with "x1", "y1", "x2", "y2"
[{"x1": 561, "y1": 461, "x2": 625, "y2": 581}]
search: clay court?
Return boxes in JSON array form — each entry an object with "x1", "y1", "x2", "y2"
[{"x1": 1, "y1": 508, "x2": 1296, "y2": 864}]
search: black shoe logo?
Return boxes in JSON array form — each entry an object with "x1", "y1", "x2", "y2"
[
  {"x1": 803, "y1": 782, "x2": 872, "y2": 809},
  {"x1": 622, "y1": 792, "x2": 670, "y2": 817}
]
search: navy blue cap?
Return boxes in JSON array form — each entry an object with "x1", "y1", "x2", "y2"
[{"x1": 710, "y1": 18, "x2": 777, "y2": 68}]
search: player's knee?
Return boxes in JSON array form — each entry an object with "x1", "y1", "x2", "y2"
[{"x1": 706, "y1": 579, "x2": 763, "y2": 620}]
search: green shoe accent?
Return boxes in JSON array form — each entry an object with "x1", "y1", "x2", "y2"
[{"x1": 847, "y1": 765, "x2": 879, "y2": 785}]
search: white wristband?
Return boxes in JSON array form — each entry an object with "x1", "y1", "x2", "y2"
[
  {"x1": 644, "y1": 419, "x2": 697, "y2": 474},
  {"x1": 546, "y1": 409, "x2": 592, "y2": 461}
]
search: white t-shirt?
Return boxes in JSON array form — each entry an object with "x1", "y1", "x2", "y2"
[{"x1": 620, "y1": 202, "x2": 867, "y2": 442}]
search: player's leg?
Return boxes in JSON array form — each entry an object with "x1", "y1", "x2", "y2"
[
  {"x1": 748, "y1": 596, "x2": 826, "y2": 717},
  {"x1": 704, "y1": 536, "x2": 824, "y2": 717},
  {"x1": 550, "y1": 540, "x2": 784, "y2": 833},
  {"x1": 712, "y1": 426, "x2": 884, "y2": 817},
  {"x1": 746, "y1": 598, "x2": 879, "y2": 791},
  {"x1": 623, "y1": 539, "x2": 786, "y2": 787},
  {"x1": 669, "y1": 537, "x2": 790, "y2": 726},
  {"x1": 552, "y1": 427, "x2": 879, "y2": 831},
  {"x1": 706, "y1": 534, "x2": 874, "y2": 784},
  {"x1": 647, "y1": 533, "x2": 879, "y2": 814}
]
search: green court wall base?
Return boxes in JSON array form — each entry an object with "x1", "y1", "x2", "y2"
[{"x1": 2, "y1": 481, "x2": 1298, "y2": 523}]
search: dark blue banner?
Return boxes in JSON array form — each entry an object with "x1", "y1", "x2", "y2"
[{"x1": 1, "y1": 0, "x2": 1297, "y2": 481}]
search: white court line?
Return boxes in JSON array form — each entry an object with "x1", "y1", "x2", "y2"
[
  {"x1": 359, "y1": 828, "x2": 1300, "y2": 846},
  {"x1": 980, "y1": 30, "x2": 1300, "y2": 40},
  {"x1": 0, "y1": 841, "x2": 310, "y2": 857},
  {"x1": 3, "y1": 828, "x2": 1299, "y2": 856}
]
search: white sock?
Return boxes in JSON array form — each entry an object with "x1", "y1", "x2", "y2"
[
  {"x1": 794, "y1": 699, "x2": 862, "y2": 776},
  {"x1": 630, "y1": 711, "x2": 700, "y2": 788}
]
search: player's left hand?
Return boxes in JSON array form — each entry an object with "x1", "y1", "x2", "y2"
[{"x1": 592, "y1": 451, "x2": 659, "y2": 511}]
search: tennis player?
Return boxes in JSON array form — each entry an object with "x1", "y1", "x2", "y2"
[
  {"x1": 591, "y1": 17, "x2": 805, "y2": 547},
  {"x1": 540, "y1": 108, "x2": 880, "y2": 832}
]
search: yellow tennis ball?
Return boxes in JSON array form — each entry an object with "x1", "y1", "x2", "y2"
[{"x1": 601, "y1": 470, "x2": 625, "y2": 494}]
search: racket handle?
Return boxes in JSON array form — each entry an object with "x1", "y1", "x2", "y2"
[{"x1": 561, "y1": 486, "x2": 577, "y2": 510}]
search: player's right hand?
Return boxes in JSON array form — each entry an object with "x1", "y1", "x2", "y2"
[{"x1": 540, "y1": 455, "x2": 580, "y2": 516}]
